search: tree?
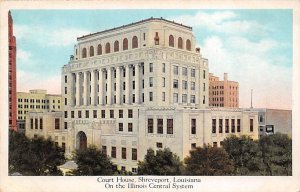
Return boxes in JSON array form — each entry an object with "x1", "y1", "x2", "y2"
[
  {"x1": 259, "y1": 133, "x2": 292, "y2": 176},
  {"x1": 184, "y1": 144, "x2": 234, "y2": 175},
  {"x1": 9, "y1": 130, "x2": 66, "y2": 175},
  {"x1": 72, "y1": 145, "x2": 115, "y2": 175},
  {"x1": 138, "y1": 148, "x2": 183, "y2": 175},
  {"x1": 222, "y1": 135, "x2": 263, "y2": 175}
]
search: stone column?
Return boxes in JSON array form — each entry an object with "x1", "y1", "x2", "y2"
[
  {"x1": 107, "y1": 67, "x2": 112, "y2": 105},
  {"x1": 90, "y1": 70, "x2": 95, "y2": 106},
  {"x1": 83, "y1": 71, "x2": 88, "y2": 106},
  {"x1": 135, "y1": 64, "x2": 140, "y2": 104},
  {"x1": 98, "y1": 69, "x2": 103, "y2": 105},
  {"x1": 76, "y1": 72, "x2": 80, "y2": 106},
  {"x1": 116, "y1": 66, "x2": 121, "y2": 105},
  {"x1": 125, "y1": 65, "x2": 130, "y2": 104}
]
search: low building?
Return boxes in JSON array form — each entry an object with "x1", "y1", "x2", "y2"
[{"x1": 209, "y1": 73, "x2": 239, "y2": 108}]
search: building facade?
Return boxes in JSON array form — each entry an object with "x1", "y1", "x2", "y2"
[
  {"x1": 26, "y1": 18, "x2": 259, "y2": 173},
  {"x1": 8, "y1": 11, "x2": 17, "y2": 131},
  {"x1": 17, "y1": 89, "x2": 62, "y2": 132},
  {"x1": 209, "y1": 73, "x2": 239, "y2": 108}
]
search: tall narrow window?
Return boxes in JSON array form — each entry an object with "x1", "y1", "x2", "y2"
[
  {"x1": 114, "y1": 40, "x2": 119, "y2": 52},
  {"x1": 231, "y1": 119, "x2": 235, "y2": 133},
  {"x1": 39, "y1": 118, "x2": 43, "y2": 129},
  {"x1": 30, "y1": 118, "x2": 33, "y2": 129},
  {"x1": 225, "y1": 119, "x2": 229, "y2": 133},
  {"x1": 102, "y1": 146, "x2": 107, "y2": 156},
  {"x1": 191, "y1": 119, "x2": 196, "y2": 134},
  {"x1": 132, "y1": 148, "x2": 137, "y2": 160},
  {"x1": 157, "y1": 119, "x2": 163, "y2": 134},
  {"x1": 97, "y1": 44, "x2": 102, "y2": 55},
  {"x1": 167, "y1": 119, "x2": 173, "y2": 134},
  {"x1": 128, "y1": 123, "x2": 133, "y2": 132},
  {"x1": 186, "y1": 39, "x2": 191, "y2": 51},
  {"x1": 111, "y1": 147, "x2": 116, "y2": 158},
  {"x1": 219, "y1": 119, "x2": 223, "y2": 133},
  {"x1": 132, "y1": 36, "x2": 138, "y2": 49},
  {"x1": 237, "y1": 119, "x2": 241, "y2": 132},
  {"x1": 148, "y1": 118, "x2": 153, "y2": 133},
  {"x1": 55, "y1": 118, "x2": 60, "y2": 129},
  {"x1": 212, "y1": 119, "x2": 216, "y2": 133},
  {"x1": 82, "y1": 48, "x2": 87, "y2": 58},
  {"x1": 122, "y1": 148, "x2": 126, "y2": 159},
  {"x1": 250, "y1": 119, "x2": 253, "y2": 132},
  {"x1": 90, "y1": 46, "x2": 94, "y2": 57},
  {"x1": 105, "y1": 43, "x2": 110, "y2": 54},
  {"x1": 169, "y1": 35, "x2": 174, "y2": 47},
  {"x1": 178, "y1": 37, "x2": 183, "y2": 49},
  {"x1": 123, "y1": 38, "x2": 128, "y2": 50},
  {"x1": 154, "y1": 32, "x2": 159, "y2": 45},
  {"x1": 128, "y1": 109, "x2": 133, "y2": 118},
  {"x1": 149, "y1": 63, "x2": 153, "y2": 72},
  {"x1": 119, "y1": 123, "x2": 123, "y2": 131}
]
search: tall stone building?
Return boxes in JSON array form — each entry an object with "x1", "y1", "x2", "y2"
[
  {"x1": 8, "y1": 11, "x2": 17, "y2": 131},
  {"x1": 209, "y1": 73, "x2": 239, "y2": 108}
]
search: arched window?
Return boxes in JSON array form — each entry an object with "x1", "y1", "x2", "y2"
[
  {"x1": 105, "y1": 43, "x2": 110, "y2": 54},
  {"x1": 97, "y1": 44, "x2": 102, "y2": 55},
  {"x1": 123, "y1": 38, "x2": 128, "y2": 50},
  {"x1": 132, "y1": 36, "x2": 138, "y2": 49},
  {"x1": 178, "y1": 37, "x2": 183, "y2": 49},
  {"x1": 186, "y1": 39, "x2": 191, "y2": 51},
  {"x1": 169, "y1": 35, "x2": 174, "y2": 47},
  {"x1": 114, "y1": 40, "x2": 119, "y2": 52},
  {"x1": 82, "y1": 48, "x2": 87, "y2": 58},
  {"x1": 90, "y1": 46, "x2": 94, "y2": 57}
]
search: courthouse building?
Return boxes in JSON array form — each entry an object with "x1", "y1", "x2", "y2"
[{"x1": 26, "y1": 18, "x2": 258, "y2": 173}]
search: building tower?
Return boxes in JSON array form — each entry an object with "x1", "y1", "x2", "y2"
[{"x1": 8, "y1": 11, "x2": 17, "y2": 131}]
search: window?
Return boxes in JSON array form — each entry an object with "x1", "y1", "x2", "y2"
[
  {"x1": 259, "y1": 115, "x2": 264, "y2": 123},
  {"x1": 182, "y1": 67, "x2": 187, "y2": 76},
  {"x1": 212, "y1": 119, "x2": 216, "y2": 133},
  {"x1": 182, "y1": 80, "x2": 188, "y2": 90},
  {"x1": 203, "y1": 95, "x2": 206, "y2": 104},
  {"x1": 122, "y1": 148, "x2": 126, "y2": 159},
  {"x1": 111, "y1": 147, "x2": 116, "y2": 158},
  {"x1": 186, "y1": 39, "x2": 191, "y2": 51},
  {"x1": 191, "y1": 82, "x2": 195, "y2": 90},
  {"x1": 213, "y1": 142, "x2": 218, "y2": 148},
  {"x1": 190, "y1": 95, "x2": 195, "y2": 103},
  {"x1": 162, "y1": 92, "x2": 165, "y2": 102},
  {"x1": 237, "y1": 119, "x2": 241, "y2": 132},
  {"x1": 85, "y1": 110, "x2": 89, "y2": 118},
  {"x1": 102, "y1": 146, "x2": 107, "y2": 156},
  {"x1": 119, "y1": 123, "x2": 123, "y2": 131},
  {"x1": 173, "y1": 79, "x2": 178, "y2": 89},
  {"x1": 71, "y1": 111, "x2": 74, "y2": 118},
  {"x1": 119, "y1": 110, "x2": 123, "y2": 118},
  {"x1": 64, "y1": 111, "x2": 68, "y2": 118},
  {"x1": 191, "y1": 69, "x2": 195, "y2": 77},
  {"x1": 101, "y1": 110, "x2": 105, "y2": 118},
  {"x1": 219, "y1": 119, "x2": 223, "y2": 133},
  {"x1": 105, "y1": 42, "x2": 110, "y2": 53},
  {"x1": 173, "y1": 93, "x2": 178, "y2": 103},
  {"x1": 154, "y1": 32, "x2": 159, "y2": 45},
  {"x1": 225, "y1": 119, "x2": 229, "y2": 133},
  {"x1": 128, "y1": 109, "x2": 133, "y2": 118},
  {"x1": 191, "y1": 143, "x2": 196, "y2": 149},
  {"x1": 132, "y1": 148, "x2": 137, "y2": 160},
  {"x1": 62, "y1": 142, "x2": 66, "y2": 152},
  {"x1": 55, "y1": 118, "x2": 60, "y2": 129},
  {"x1": 114, "y1": 40, "x2": 119, "y2": 52},
  {"x1": 203, "y1": 83, "x2": 206, "y2": 91},
  {"x1": 40, "y1": 118, "x2": 43, "y2": 129},
  {"x1": 149, "y1": 63, "x2": 153, "y2": 72},
  {"x1": 173, "y1": 66, "x2": 179, "y2": 75},
  {"x1": 149, "y1": 77, "x2": 153, "y2": 87},
  {"x1": 128, "y1": 123, "x2": 133, "y2": 132},
  {"x1": 123, "y1": 82, "x2": 126, "y2": 90},
  {"x1": 93, "y1": 110, "x2": 97, "y2": 118},
  {"x1": 143, "y1": 33, "x2": 146, "y2": 40},
  {"x1": 34, "y1": 118, "x2": 38, "y2": 129},
  {"x1": 64, "y1": 75, "x2": 67, "y2": 83},
  {"x1": 64, "y1": 122, "x2": 68, "y2": 129},
  {"x1": 157, "y1": 119, "x2": 163, "y2": 134},
  {"x1": 162, "y1": 77, "x2": 165, "y2": 87},
  {"x1": 167, "y1": 119, "x2": 173, "y2": 134},
  {"x1": 162, "y1": 63, "x2": 165, "y2": 73},
  {"x1": 156, "y1": 142, "x2": 162, "y2": 148},
  {"x1": 148, "y1": 119, "x2": 153, "y2": 133},
  {"x1": 110, "y1": 110, "x2": 114, "y2": 118},
  {"x1": 178, "y1": 37, "x2": 183, "y2": 49},
  {"x1": 123, "y1": 38, "x2": 128, "y2": 50},
  {"x1": 121, "y1": 166, "x2": 126, "y2": 172},
  {"x1": 250, "y1": 119, "x2": 253, "y2": 132},
  {"x1": 90, "y1": 46, "x2": 94, "y2": 57},
  {"x1": 231, "y1": 119, "x2": 235, "y2": 133},
  {"x1": 132, "y1": 36, "x2": 138, "y2": 49},
  {"x1": 148, "y1": 92, "x2": 153, "y2": 101},
  {"x1": 82, "y1": 48, "x2": 87, "y2": 58},
  {"x1": 78, "y1": 111, "x2": 82, "y2": 118},
  {"x1": 182, "y1": 94, "x2": 187, "y2": 103},
  {"x1": 97, "y1": 44, "x2": 102, "y2": 55},
  {"x1": 191, "y1": 119, "x2": 196, "y2": 134},
  {"x1": 169, "y1": 35, "x2": 174, "y2": 47},
  {"x1": 64, "y1": 98, "x2": 67, "y2": 105},
  {"x1": 132, "y1": 67, "x2": 135, "y2": 76},
  {"x1": 203, "y1": 70, "x2": 206, "y2": 79}
]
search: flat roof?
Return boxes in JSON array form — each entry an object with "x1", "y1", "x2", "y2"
[{"x1": 77, "y1": 17, "x2": 192, "y2": 40}]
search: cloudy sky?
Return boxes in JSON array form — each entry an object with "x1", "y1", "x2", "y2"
[{"x1": 11, "y1": 9, "x2": 292, "y2": 109}]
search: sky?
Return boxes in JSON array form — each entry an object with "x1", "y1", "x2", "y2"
[{"x1": 11, "y1": 9, "x2": 293, "y2": 109}]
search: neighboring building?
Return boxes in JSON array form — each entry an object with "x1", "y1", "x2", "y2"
[
  {"x1": 209, "y1": 73, "x2": 239, "y2": 108},
  {"x1": 17, "y1": 89, "x2": 62, "y2": 132},
  {"x1": 26, "y1": 18, "x2": 259, "y2": 173},
  {"x1": 257, "y1": 108, "x2": 292, "y2": 138},
  {"x1": 8, "y1": 11, "x2": 17, "y2": 131}
]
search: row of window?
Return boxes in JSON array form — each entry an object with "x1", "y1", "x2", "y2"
[
  {"x1": 173, "y1": 66, "x2": 196, "y2": 77},
  {"x1": 211, "y1": 118, "x2": 254, "y2": 133},
  {"x1": 18, "y1": 99, "x2": 60, "y2": 103},
  {"x1": 147, "y1": 118, "x2": 174, "y2": 134},
  {"x1": 103, "y1": 146, "x2": 137, "y2": 161},
  {"x1": 65, "y1": 109, "x2": 133, "y2": 119},
  {"x1": 18, "y1": 105, "x2": 58, "y2": 109}
]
